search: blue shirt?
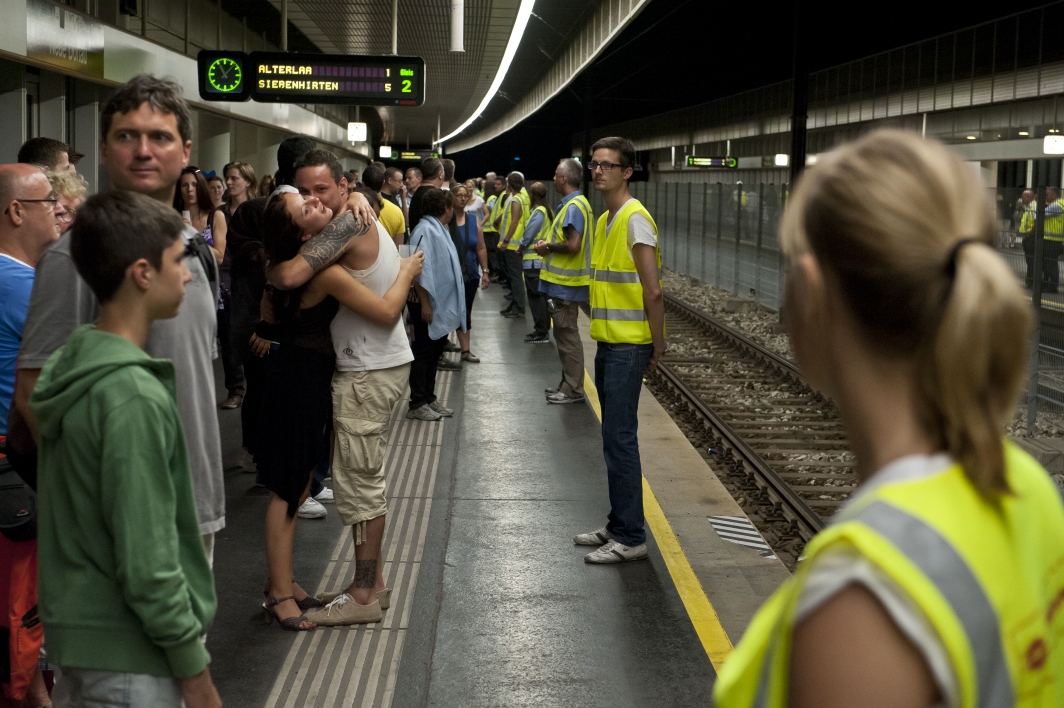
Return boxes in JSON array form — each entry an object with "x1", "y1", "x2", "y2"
[
  {"x1": 539, "y1": 191, "x2": 589, "y2": 302},
  {"x1": 0, "y1": 255, "x2": 35, "y2": 435}
]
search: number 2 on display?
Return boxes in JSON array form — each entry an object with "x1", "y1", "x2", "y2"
[{"x1": 402, "y1": 79, "x2": 412, "y2": 93}]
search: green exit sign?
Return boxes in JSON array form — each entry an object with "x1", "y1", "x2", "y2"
[{"x1": 687, "y1": 156, "x2": 737, "y2": 168}]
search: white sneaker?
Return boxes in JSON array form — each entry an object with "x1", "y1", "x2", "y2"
[
  {"x1": 313, "y1": 486, "x2": 334, "y2": 503},
  {"x1": 406, "y1": 404, "x2": 442, "y2": 421},
  {"x1": 584, "y1": 540, "x2": 648, "y2": 564},
  {"x1": 573, "y1": 527, "x2": 614, "y2": 546},
  {"x1": 429, "y1": 400, "x2": 453, "y2": 417},
  {"x1": 298, "y1": 497, "x2": 328, "y2": 519}
]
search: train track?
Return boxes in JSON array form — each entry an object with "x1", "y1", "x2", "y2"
[{"x1": 649, "y1": 294, "x2": 856, "y2": 567}]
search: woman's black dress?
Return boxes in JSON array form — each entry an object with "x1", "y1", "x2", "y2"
[{"x1": 256, "y1": 296, "x2": 339, "y2": 517}]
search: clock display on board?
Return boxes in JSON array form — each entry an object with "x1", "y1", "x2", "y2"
[{"x1": 208, "y1": 57, "x2": 243, "y2": 93}]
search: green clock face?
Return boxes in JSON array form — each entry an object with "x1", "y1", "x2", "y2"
[{"x1": 208, "y1": 58, "x2": 242, "y2": 92}]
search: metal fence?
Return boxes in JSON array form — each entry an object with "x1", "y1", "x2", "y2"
[
  {"x1": 585, "y1": 181, "x2": 1064, "y2": 431},
  {"x1": 587, "y1": 181, "x2": 788, "y2": 311}
]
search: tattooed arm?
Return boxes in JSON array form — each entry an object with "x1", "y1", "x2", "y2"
[{"x1": 268, "y1": 212, "x2": 372, "y2": 290}]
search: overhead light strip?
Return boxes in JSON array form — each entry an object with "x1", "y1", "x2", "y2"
[{"x1": 435, "y1": 0, "x2": 535, "y2": 145}]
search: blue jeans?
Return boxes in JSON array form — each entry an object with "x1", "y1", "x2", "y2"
[
  {"x1": 595, "y1": 342, "x2": 653, "y2": 546},
  {"x1": 53, "y1": 667, "x2": 182, "y2": 707}
]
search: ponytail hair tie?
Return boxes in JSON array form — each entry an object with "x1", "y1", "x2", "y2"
[{"x1": 944, "y1": 238, "x2": 980, "y2": 280}]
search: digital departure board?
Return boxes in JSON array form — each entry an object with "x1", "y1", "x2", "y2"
[
  {"x1": 197, "y1": 51, "x2": 426, "y2": 107},
  {"x1": 687, "y1": 156, "x2": 737, "y2": 168}
]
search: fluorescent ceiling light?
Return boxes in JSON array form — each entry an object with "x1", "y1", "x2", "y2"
[
  {"x1": 966, "y1": 135, "x2": 977, "y2": 140},
  {"x1": 436, "y1": 0, "x2": 535, "y2": 145},
  {"x1": 1019, "y1": 131, "x2": 1030, "y2": 136},
  {"x1": 774, "y1": 153, "x2": 789, "y2": 167},
  {"x1": 379, "y1": 145, "x2": 393, "y2": 158}
]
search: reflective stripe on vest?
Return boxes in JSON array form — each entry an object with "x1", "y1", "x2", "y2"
[
  {"x1": 1046, "y1": 198, "x2": 1064, "y2": 240},
  {"x1": 542, "y1": 195, "x2": 593, "y2": 287},
  {"x1": 855, "y1": 501, "x2": 1013, "y2": 707},
  {"x1": 589, "y1": 199, "x2": 662, "y2": 344},
  {"x1": 524, "y1": 206, "x2": 550, "y2": 263},
  {"x1": 487, "y1": 193, "x2": 507, "y2": 234}
]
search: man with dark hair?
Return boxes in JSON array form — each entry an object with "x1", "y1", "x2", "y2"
[
  {"x1": 499, "y1": 171, "x2": 529, "y2": 318},
  {"x1": 382, "y1": 167, "x2": 404, "y2": 210},
  {"x1": 574, "y1": 136, "x2": 666, "y2": 565},
  {"x1": 362, "y1": 165, "x2": 406, "y2": 247},
  {"x1": 409, "y1": 158, "x2": 445, "y2": 233},
  {"x1": 441, "y1": 158, "x2": 455, "y2": 190},
  {"x1": 17, "y1": 137, "x2": 77, "y2": 173},
  {"x1": 33, "y1": 190, "x2": 221, "y2": 708},
  {"x1": 275, "y1": 136, "x2": 316, "y2": 186},
  {"x1": 15, "y1": 73, "x2": 230, "y2": 573},
  {"x1": 402, "y1": 167, "x2": 421, "y2": 227}
]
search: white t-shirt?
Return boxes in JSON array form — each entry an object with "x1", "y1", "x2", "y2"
[
  {"x1": 330, "y1": 220, "x2": 415, "y2": 371},
  {"x1": 605, "y1": 198, "x2": 657, "y2": 257},
  {"x1": 466, "y1": 195, "x2": 485, "y2": 213},
  {"x1": 797, "y1": 454, "x2": 956, "y2": 708}
]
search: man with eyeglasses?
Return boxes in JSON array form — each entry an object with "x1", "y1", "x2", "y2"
[
  {"x1": 573, "y1": 136, "x2": 667, "y2": 565},
  {"x1": 0, "y1": 163, "x2": 61, "y2": 705}
]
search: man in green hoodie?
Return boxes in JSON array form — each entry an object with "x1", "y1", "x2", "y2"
[{"x1": 30, "y1": 191, "x2": 221, "y2": 708}]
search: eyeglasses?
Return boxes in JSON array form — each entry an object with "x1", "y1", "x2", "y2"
[
  {"x1": 587, "y1": 161, "x2": 623, "y2": 173},
  {"x1": 57, "y1": 207, "x2": 76, "y2": 223},
  {"x1": 3, "y1": 197, "x2": 59, "y2": 215}
]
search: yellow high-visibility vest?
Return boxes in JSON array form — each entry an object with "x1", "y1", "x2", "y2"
[
  {"x1": 1045, "y1": 198, "x2": 1064, "y2": 241},
  {"x1": 484, "y1": 194, "x2": 502, "y2": 234},
  {"x1": 1020, "y1": 201, "x2": 1036, "y2": 234},
  {"x1": 502, "y1": 189, "x2": 529, "y2": 251},
  {"x1": 523, "y1": 205, "x2": 550, "y2": 266},
  {"x1": 714, "y1": 442, "x2": 1064, "y2": 708},
  {"x1": 589, "y1": 199, "x2": 662, "y2": 344},
  {"x1": 541, "y1": 194, "x2": 593, "y2": 288}
]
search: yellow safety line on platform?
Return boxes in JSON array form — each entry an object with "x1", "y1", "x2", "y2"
[{"x1": 582, "y1": 370, "x2": 733, "y2": 671}]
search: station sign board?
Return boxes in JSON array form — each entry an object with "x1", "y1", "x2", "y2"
[
  {"x1": 687, "y1": 156, "x2": 737, "y2": 168},
  {"x1": 397, "y1": 150, "x2": 439, "y2": 161},
  {"x1": 26, "y1": 0, "x2": 104, "y2": 79},
  {"x1": 197, "y1": 51, "x2": 426, "y2": 107}
]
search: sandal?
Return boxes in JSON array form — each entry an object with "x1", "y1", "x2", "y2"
[
  {"x1": 264, "y1": 578, "x2": 324, "y2": 610},
  {"x1": 262, "y1": 596, "x2": 315, "y2": 631}
]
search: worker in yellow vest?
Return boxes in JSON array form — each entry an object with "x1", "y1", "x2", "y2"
[
  {"x1": 573, "y1": 136, "x2": 666, "y2": 564},
  {"x1": 499, "y1": 172, "x2": 530, "y2": 318},
  {"x1": 483, "y1": 173, "x2": 501, "y2": 281},
  {"x1": 534, "y1": 158, "x2": 594, "y2": 404},
  {"x1": 518, "y1": 182, "x2": 553, "y2": 342},
  {"x1": 1017, "y1": 189, "x2": 1038, "y2": 288},
  {"x1": 487, "y1": 175, "x2": 510, "y2": 287},
  {"x1": 714, "y1": 130, "x2": 1064, "y2": 708},
  {"x1": 1042, "y1": 185, "x2": 1064, "y2": 293}
]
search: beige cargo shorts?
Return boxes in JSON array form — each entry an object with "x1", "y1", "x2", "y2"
[{"x1": 330, "y1": 363, "x2": 410, "y2": 527}]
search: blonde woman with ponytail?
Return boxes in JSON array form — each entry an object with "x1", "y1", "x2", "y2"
[{"x1": 714, "y1": 130, "x2": 1064, "y2": 708}]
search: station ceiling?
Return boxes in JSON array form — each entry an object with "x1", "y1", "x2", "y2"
[{"x1": 263, "y1": 0, "x2": 596, "y2": 148}]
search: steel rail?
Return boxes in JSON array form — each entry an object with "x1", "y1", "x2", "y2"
[{"x1": 654, "y1": 362, "x2": 827, "y2": 541}]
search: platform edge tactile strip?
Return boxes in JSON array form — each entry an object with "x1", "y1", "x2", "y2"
[{"x1": 263, "y1": 372, "x2": 454, "y2": 708}]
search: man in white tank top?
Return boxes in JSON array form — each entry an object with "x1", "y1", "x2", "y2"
[{"x1": 278, "y1": 151, "x2": 415, "y2": 625}]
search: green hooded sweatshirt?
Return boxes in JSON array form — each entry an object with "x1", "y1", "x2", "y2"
[{"x1": 30, "y1": 325, "x2": 215, "y2": 678}]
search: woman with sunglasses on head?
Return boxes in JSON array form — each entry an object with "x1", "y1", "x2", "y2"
[
  {"x1": 176, "y1": 166, "x2": 226, "y2": 264},
  {"x1": 256, "y1": 189, "x2": 422, "y2": 631},
  {"x1": 714, "y1": 130, "x2": 1064, "y2": 708},
  {"x1": 450, "y1": 184, "x2": 489, "y2": 363}
]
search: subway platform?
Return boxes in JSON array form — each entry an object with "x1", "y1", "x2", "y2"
[{"x1": 205, "y1": 286, "x2": 789, "y2": 707}]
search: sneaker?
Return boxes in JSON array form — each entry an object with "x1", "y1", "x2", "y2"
[
  {"x1": 313, "y1": 486, "x2": 334, "y2": 503},
  {"x1": 318, "y1": 588, "x2": 391, "y2": 610},
  {"x1": 547, "y1": 392, "x2": 585, "y2": 405},
  {"x1": 525, "y1": 332, "x2": 550, "y2": 344},
  {"x1": 429, "y1": 400, "x2": 454, "y2": 417},
  {"x1": 500, "y1": 306, "x2": 514, "y2": 314},
  {"x1": 461, "y1": 351, "x2": 480, "y2": 363},
  {"x1": 298, "y1": 497, "x2": 328, "y2": 519},
  {"x1": 584, "y1": 540, "x2": 649, "y2": 564},
  {"x1": 502, "y1": 310, "x2": 524, "y2": 319},
  {"x1": 406, "y1": 404, "x2": 442, "y2": 421},
  {"x1": 443, "y1": 340, "x2": 461, "y2": 352},
  {"x1": 573, "y1": 527, "x2": 614, "y2": 546},
  {"x1": 544, "y1": 386, "x2": 560, "y2": 396},
  {"x1": 437, "y1": 358, "x2": 462, "y2": 371},
  {"x1": 304, "y1": 594, "x2": 382, "y2": 626},
  {"x1": 219, "y1": 392, "x2": 244, "y2": 409}
]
